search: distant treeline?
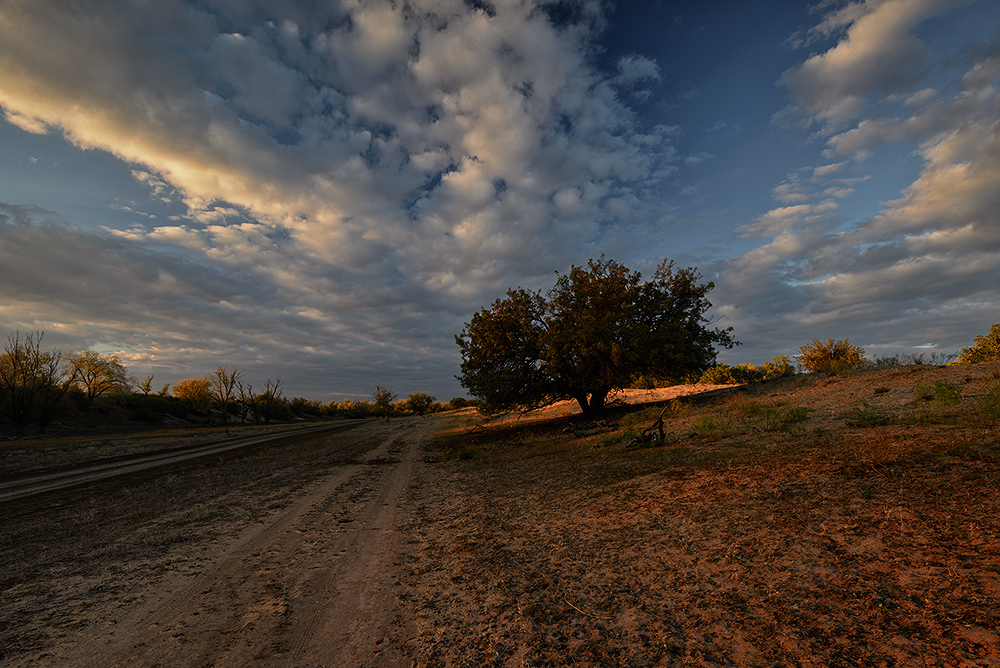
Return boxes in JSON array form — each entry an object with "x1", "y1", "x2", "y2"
[{"x1": 0, "y1": 330, "x2": 473, "y2": 436}]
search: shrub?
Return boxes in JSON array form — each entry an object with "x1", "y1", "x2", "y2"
[
  {"x1": 796, "y1": 338, "x2": 868, "y2": 374},
  {"x1": 844, "y1": 400, "x2": 894, "y2": 427},
  {"x1": 975, "y1": 383, "x2": 1000, "y2": 427},
  {"x1": 956, "y1": 324, "x2": 1000, "y2": 364},
  {"x1": 760, "y1": 355, "x2": 796, "y2": 379},
  {"x1": 913, "y1": 380, "x2": 962, "y2": 407},
  {"x1": 698, "y1": 355, "x2": 795, "y2": 385}
]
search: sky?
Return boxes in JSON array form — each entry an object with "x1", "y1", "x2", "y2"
[{"x1": 1, "y1": 0, "x2": 999, "y2": 402}]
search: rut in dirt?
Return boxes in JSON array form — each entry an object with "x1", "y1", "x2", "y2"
[{"x1": 38, "y1": 419, "x2": 430, "y2": 668}]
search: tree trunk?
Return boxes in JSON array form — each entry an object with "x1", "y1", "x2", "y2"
[{"x1": 589, "y1": 389, "x2": 609, "y2": 418}]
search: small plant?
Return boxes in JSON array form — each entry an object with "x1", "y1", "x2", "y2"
[
  {"x1": 844, "y1": 400, "x2": 894, "y2": 427},
  {"x1": 975, "y1": 383, "x2": 1000, "y2": 428},
  {"x1": 913, "y1": 380, "x2": 962, "y2": 407},
  {"x1": 728, "y1": 395, "x2": 812, "y2": 432},
  {"x1": 687, "y1": 413, "x2": 732, "y2": 438},
  {"x1": 796, "y1": 338, "x2": 868, "y2": 374}
]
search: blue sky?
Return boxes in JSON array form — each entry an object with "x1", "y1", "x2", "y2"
[{"x1": 1, "y1": 0, "x2": 999, "y2": 402}]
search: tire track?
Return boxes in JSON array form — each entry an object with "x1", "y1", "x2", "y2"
[
  {"x1": 65, "y1": 419, "x2": 428, "y2": 668},
  {"x1": 0, "y1": 422, "x2": 362, "y2": 502}
]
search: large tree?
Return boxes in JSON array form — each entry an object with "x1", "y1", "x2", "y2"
[{"x1": 456, "y1": 257, "x2": 738, "y2": 418}]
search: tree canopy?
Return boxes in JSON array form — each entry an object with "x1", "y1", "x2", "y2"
[
  {"x1": 66, "y1": 350, "x2": 131, "y2": 400},
  {"x1": 456, "y1": 257, "x2": 738, "y2": 418},
  {"x1": 956, "y1": 323, "x2": 1000, "y2": 364}
]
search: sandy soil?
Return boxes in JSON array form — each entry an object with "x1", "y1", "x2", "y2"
[{"x1": 2, "y1": 364, "x2": 1000, "y2": 667}]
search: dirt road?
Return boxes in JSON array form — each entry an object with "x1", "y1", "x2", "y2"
[
  {"x1": 2, "y1": 417, "x2": 435, "y2": 668},
  {"x1": 0, "y1": 422, "x2": 362, "y2": 502}
]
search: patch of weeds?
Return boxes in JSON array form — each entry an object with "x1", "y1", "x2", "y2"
[
  {"x1": 844, "y1": 400, "x2": 894, "y2": 427},
  {"x1": 686, "y1": 413, "x2": 732, "y2": 438},
  {"x1": 974, "y1": 383, "x2": 1000, "y2": 428},
  {"x1": 910, "y1": 380, "x2": 964, "y2": 425},
  {"x1": 604, "y1": 429, "x2": 638, "y2": 446},
  {"x1": 942, "y1": 429, "x2": 1000, "y2": 463},
  {"x1": 730, "y1": 399, "x2": 813, "y2": 432},
  {"x1": 619, "y1": 400, "x2": 687, "y2": 430},
  {"x1": 913, "y1": 380, "x2": 962, "y2": 406}
]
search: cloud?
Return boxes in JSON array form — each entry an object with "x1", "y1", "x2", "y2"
[
  {"x1": 717, "y1": 0, "x2": 1000, "y2": 364},
  {"x1": 0, "y1": 0, "x2": 682, "y2": 398},
  {"x1": 780, "y1": 0, "x2": 960, "y2": 129}
]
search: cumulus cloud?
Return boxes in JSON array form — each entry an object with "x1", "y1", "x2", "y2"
[
  {"x1": 717, "y1": 0, "x2": 1000, "y2": 363},
  {"x1": 0, "y1": 0, "x2": 682, "y2": 397},
  {"x1": 780, "y1": 0, "x2": 960, "y2": 129}
]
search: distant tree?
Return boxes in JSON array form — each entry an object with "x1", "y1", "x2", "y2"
[
  {"x1": 254, "y1": 376, "x2": 286, "y2": 423},
  {"x1": 139, "y1": 374, "x2": 155, "y2": 396},
  {"x1": 447, "y1": 397, "x2": 472, "y2": 410},
  {"x1": 456, "y1": 257, "x2": 737, "y2": 418},
  {"x1": 0, "y1": 331, "x2": 77, "y2": 434},
  {"x1": 65, "y1": 350, "x2": 131, "y2": 400},
  {"x1": 956, "y1": 324, "x2": 1000, "y2": 364},
  {"x1": 290, "y1": 396, "x2": 324, "y2": 417},
  {"x1": 172, "y1": 376, "x2": 213, "y2": 413},
  {"x1": 372, "y1": 384, "x2": 397, "y2": 422},
  {"x1": 405, "y1": 392, "x2": 437, "y2": 415},
  {"x1": 157, "y1": 383, "x2": 171, "y2": 397},
  {"x1": 210, "y1": 365, "x2": 243, "y2": 425},
  {"x1": 796, "y1": 338, "x2": 868, "y2": 374},
  {"x1": 235, "y1": 379, "x2": 255, "y2": 424}
]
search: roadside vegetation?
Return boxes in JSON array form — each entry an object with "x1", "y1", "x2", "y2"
[{"x1": 0, "y1": 331, "x2": 467, "y2": 438}]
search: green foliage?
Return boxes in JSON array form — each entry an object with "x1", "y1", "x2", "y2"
[
  {"x1": 254, "y1": 377, "x2": 287, "y2": 423},
  {"x1": 844, "y1": 400, "x2": 894, "y2": 427},
  {"x1": 447, "y1": 397, "x2": 473, "y2": 410},
  {"x1": 698, "y1": 355, "x2": 796, "y2": 384},
  {"x1": 796, "y1": 338, "x2": 868, "y2": 374},
  {"x1": 913, "y1": 380, "x2": 962, "y2": 407},
  {"x1": 730, "y1": 399, "x2": 812, "y2": 432},
  {"x1": 975, "y1": 383, "x2": 1000, "y2": 428},
  {"x1": 372, "y1": 383, "x2": 397, "y2": 420},
  {"x1": 956, "y1": 323, "x2": 1000, "y2": 364},
  {"x1": 456, "y1": 257, "x2": 738, "y2": 418},
  {"x1": 290, "y1": 396, "x2": 325, "y2": 417},
  {"x1": 687, "y1": 413, "x2": 732, "y2": 438},
  {"x1": 405, "y1": 392, "x2": 437, "y2": 415}
]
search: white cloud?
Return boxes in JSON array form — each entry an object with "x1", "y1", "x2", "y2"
[
  {"x1": 0, "y1": 0, "x2": 681, "y2": 398},
  {"x1": 718, "y1": 0, "x2": 1000, "y2": 364},
  {"x1": 780, "y1": 0, "x2": 960, "y2": 129}
]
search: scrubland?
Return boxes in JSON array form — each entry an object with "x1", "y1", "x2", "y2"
[{"x1": 1, "y1": 362, "x2": 998, "y2": 667}]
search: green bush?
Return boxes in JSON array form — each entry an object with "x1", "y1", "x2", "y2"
[
  {"x1": 956, "y1": 324, "x2": 1000, "y2": 364},
  {"x1": 844, "y1": 400, "x2": 893, "y2": 427},
  {"x1": 698, "y1": 355, "x2": 796, "y2": 385},
  {"x1": 975, "y1": 384, "x2": 1000, "y2": 427},
  {"x1": 732, "y1": 401, "x2": 812, "y2": 432},
  {"x1": 796, "y1": 338, "x2": 868, "y2": 374},
  {"x1": 913, "y1": 380, "x2": 962, "y2": 407}
]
